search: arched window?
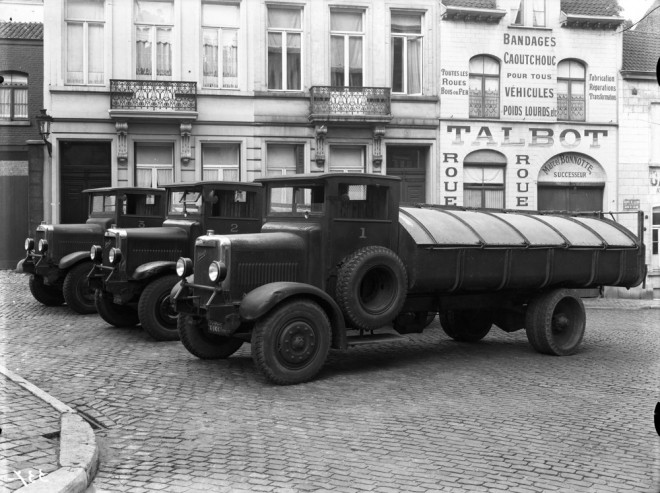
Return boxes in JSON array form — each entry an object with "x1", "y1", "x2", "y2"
[
  {"x1": 469, "y1": 55, "x2": 500, "y2": 119},
  {"x1": 557, "y1": 60, "x2": 585, "y2": 121},
  {"x1": 463, "y1": 150, "x2": 506, "y2": 208},
  {"x1": 0, "y1": 71, "x2": 28, "y2": 121}
]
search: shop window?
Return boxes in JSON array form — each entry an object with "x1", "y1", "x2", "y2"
[
  {"x1": 391, "y1": 12, "x2": 422, "y2": 95},
  {"x1": 510, "y1": 0, "x2": 545, "y2": 27},
  {"x1": 267, "y1": 6, "x2": 302, "y2": 91},
  {"x1": 202, "y1": 2, "x2": 239, "y2": 89},
  {"x1": 0, "y1": 72, "x2": 28, "y2": 121},
  {"x1": 135, "y1": 142, "x2": 174, "y2": 187},
  {"x1": 202, "y1": 143, "x2": 240, "y2": 181},
  {"x1": 135, "y1": 0, "x2": 173, "y2": 79},
  {"x1": 266, "y1": 143, "x2": 304, "y2": 176},
  {"x1": 66, "y1": 0, "x2": 104, "y2": 84},
  {"x1": 463, "y1": 150, "x2": 506, "y2": 209},
  {"x1": 329, "y1": 145, "x2": 365, "y2": 173},
  {"x1": 330, "y1": 10, "x2": 364, "y2": 87},
  {"x1": 557, "y1": 60, "x2": 585, "y2": 122},
  {"x1": 469, "y1": 55, "x2": 500, "y2": 119}
]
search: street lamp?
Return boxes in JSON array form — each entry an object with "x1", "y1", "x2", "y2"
[{"x1": 36, "y1": 108, "x2": 53, "y2": 157}]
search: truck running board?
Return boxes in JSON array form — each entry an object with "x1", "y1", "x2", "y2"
[{"x1": 347, "y1": 333, "x2": 407, "y2": 347}]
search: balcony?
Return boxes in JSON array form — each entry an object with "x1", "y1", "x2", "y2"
[
  {"x1": 109, "y1": 79, "x2": 198, "y2": 121},
  {"x1": 309, "y1": 86, "x2": 391, "y2": 125}
]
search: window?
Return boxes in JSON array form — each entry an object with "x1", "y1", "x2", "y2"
[
  {"x1": 66, "y1": 0, "x2": 104, "y2": 84},
  {"x1": 268, "y1": 186, "x2": 324, "y2": 215},
  {"x1": 337, "y1": 184, "x2": 388, "y2": 219},
  {"x1": 90, "y1": 193, "x2": 116, "y2": 214},
  {"x1": 330, "y1": 10, "x2": 363, "y2": 87},
  {"x1": 168, "y1": 189, "x2": 202, "y2": 215},
  {"x1": 469, "y1": 55, "x2": 500, "y2": 119},
  {"x1": 463, "y1": 150, "x2": 506, "y2": 209},
  {"x1": 557, "y1": 60, "x2": 585, "y2": 121},
  {"x1": 135, "y1": 0, "x2": 173, "y2": 79},
  {"x1": 391, "y1": 12, "x2": 422, "y2": 94},
  {"x1": 210, "y1": 189, "x2": 258, "y2": 218},
  {"x1": 122, "y1": 193, "x2": 162, "y2": 216},
  {"x1": 202, "y1": 143, "x2": 240, "y2": 181},
  {"x1": 511, "y1": 0, "x2": 545, "y2": 27},
  {"x1": 266, "y1": 144, "x2": 304, "y2": 176},
  {"x1": 329, "y1": 145, "x2": 365, "y2": 173},
  {"x1": 135, "y1": 143, "x2": 174, "y2": 187},
  {"x1": 267, "y1": 7, "x2": 302, "y2": 90},
  {"x1": 0, "y1": 72, "x2": 28, "y2": 121},
  {"x1": 202, "y1": 2, "x2": 239, "y2": 89}
]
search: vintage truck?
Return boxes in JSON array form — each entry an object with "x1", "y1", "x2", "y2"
[
  {"x1": 19, "y1": 187, "x2": 165, "y2": 314},
  {"x1": 89, "y1": 181, "x2": 262, "y2": 341},
  {"x1": 172, "y1": 173, "x2": 646, "y2": 385}
]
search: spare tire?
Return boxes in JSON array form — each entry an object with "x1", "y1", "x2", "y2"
[{"x1": 336, "y1": 246, "x2": 407, "y2": 330}]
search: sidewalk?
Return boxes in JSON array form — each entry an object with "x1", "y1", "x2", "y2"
[
  {"x1": 582, "y1": 296, "x2": 660, "y2": 310},
  {"x1": 0, "y1": 366, "x2": 98, "y2": 493}
]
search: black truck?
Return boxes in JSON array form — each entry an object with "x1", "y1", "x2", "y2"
[
  {"x1": 89, "y1": 181, "x2": 262, "y2": 341},
  {"x1": 172, "y1": 173, "x2": 646, "y2": 385},
  {"x1": 19, "y1": 187, "x2": 165, "y2": 313}
]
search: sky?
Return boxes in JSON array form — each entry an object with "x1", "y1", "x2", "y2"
[{"x1": 618, "y1": 0, "x2": 655, "y2": 24}]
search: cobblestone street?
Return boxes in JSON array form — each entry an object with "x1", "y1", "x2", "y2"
[{"x1": 1, "y1": 270, "x2": 659, "y2": 493}]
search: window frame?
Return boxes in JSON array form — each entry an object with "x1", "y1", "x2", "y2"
[
  {"x1": 134, "y1": 141, "x2": 175, "y2": 187},
  {"x1": 134, "y1": 0, "x2": 174, "y2": 80},
  {"x1": 469, "y1": 55, "x2": 500, "y2": 119},
  {"x1": 0, "y1": 71, "x2": 28, "y2": 121},
  {"x1": 65, "y1": 0, "x2": 105, "y2": 85},
  {"x1": 201, "y1": 1, "x2": 240, "y2": 89},
  {"x1": 390, "y1": 11, "x2": 423, "y2": 95},
  {"x1": 557, "y1": 59, "x2": 586, "y2": 122},
  {"x1": 330, "y1": 9, "x2": 365, "y2": 88},
  {"x1": 201, "y1": 142, "x2": 241, "y2": 181},
  {"x1": 510, "y1": 0, "x2": 546, "y2": 27},
  {"x1": 265, "y1": 142, "x2": 306, "y2": 176},
  {"x1": 266, "y1": 5, "x2": 304, "y2": 91}
]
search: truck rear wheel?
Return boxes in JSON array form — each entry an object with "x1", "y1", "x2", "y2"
[
  {"x1": 178, "y1": 314, "x2": 243, "y2": 359},
  {"x1": 525, "y1": 289, "x2": 585, "y2": 356},
  {"x1": 29, "y1": 275, "x2": 65, "y2": 306},
  {"x1": 62, "y1": 261, "x2": 96, "y2": 314},
  {"x1": 251, "y1": 299, "x2": 331, "y2": 385},
  {"x1": 440, "y1": 310, "x2": 492, "y2": 342},
  {"x1": 336, "y1": 246, "x2": 407, "y2": 330},
  {"x1": 94, "y1": 290, "x2": 139, "y2": 327},
  {"x1": 138, "y1": 275, "x2": 180, "y2": 341}
]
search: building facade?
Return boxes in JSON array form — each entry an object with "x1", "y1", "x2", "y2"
[
  {"x1": 618, "y1": 1, "x2": 660, "y2": 298},
  {"x1": 0, "y1": 21, "x2": 43, "y2": 269},
  {"x1": 39, "y1": 0, "x2": 657, "y2": 295}
]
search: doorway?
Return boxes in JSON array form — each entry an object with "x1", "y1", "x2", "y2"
[
  {"x1": 386, "y1": 145, "x2": 427, "y2": 203},
  {"x1": 59, "y1": 141, "x2": 111, "y2": 223},
  {"x1": 537, "y1": 186, "x2": 604, "y2": 212}
]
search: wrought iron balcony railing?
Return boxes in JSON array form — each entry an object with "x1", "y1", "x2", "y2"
[
  {"x1": 110, "y1": 79, "x2": 197, "y2": 112},
  {"x1": 309, "y1": 86, "x2": 391, "y2": 122}
]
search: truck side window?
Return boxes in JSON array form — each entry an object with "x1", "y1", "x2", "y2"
[
  {"x1": 338, "y1": 184, "x2": 388, "y2": 219},
  {"x1": 211, "y1": 189, "x2": 257, "y2": 218},
  {"x1": 125, "y1": 194, "x2": 162, "y2": 216},
  {"x1": 269, "y1": 186, "x2": 324, "y2": 216}
]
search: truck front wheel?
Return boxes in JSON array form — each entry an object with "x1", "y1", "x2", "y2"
[
  {"x1": 440, "y1": 310, "x2": 492, "y2": 342},
  {"x1": 138, "y1": 275, "x2": 180, "y2": 341},
  {"x1": 29, "y1": 275, "x2": 65, "y2": 306},
  {"x1": 525, "y1": 289, "x2": 585, "y2": 356},
  {"x1": 62, "y1": 261, "x2": 96, "y2": 314},
  {"x1": 94, "y1": 290, "x2": 139, "y2": 327},
  {"x1": 251, "y1": 299, "x2": 331, "y2": 385},
  {"x1": 178, "y1": 314, "x2": 243, "y2": 359}
]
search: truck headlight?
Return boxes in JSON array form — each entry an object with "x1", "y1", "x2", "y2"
[
  {"x1": 25, "y1": 238, "x2": 34, "y2": 252},
  {"x1": 90, "y1": 245, "x2": 103, "y2": 263},
  {"x1": 208, "y1": 261, "x2": 227, "y2": 283},
  {"x1": 109, "y1": 248, "x2": 122, "y2": 265},
  {"x1": 38, "y1": 239, "x2": 48, "y2": 253},
  {"x1": 176, "y1": 257, "x2": 193, "y2": 278}
]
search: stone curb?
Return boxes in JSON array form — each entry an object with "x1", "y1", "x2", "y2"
[{"x1": 0, "y1": 365, "x2": 99, "y2": 493}]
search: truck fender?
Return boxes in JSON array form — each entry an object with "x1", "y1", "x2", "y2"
[
  {"x1": 132, "y1": 261, "x2": 176, "y2": 281},
  {"x1": 16, "y1": 258, "x2": 25, "y2": 273},
  {"x1": 239, "y1": 282, "x2": 347, "y2": 350},
  {"x1": 58, "y1": 251, "x2": 92, "y2": 271}
]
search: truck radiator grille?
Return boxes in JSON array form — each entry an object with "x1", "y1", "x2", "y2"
[
  {"x1": 58, "y1": 240, "x2": 93, "y2": 257},
  {"x1": 131, "y1": 249, "x2": 181, "y2": 267},
  {"x1": 236, "y1": 262, "x2": 298, "y2": 292},
  {"x1": 193, "y1": 246, "x2": 217, "y2": 286}
]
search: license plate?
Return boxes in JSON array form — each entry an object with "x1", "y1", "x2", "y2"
[{"x1": 208, "y1": 321, "x2": 224, "y2": 334}]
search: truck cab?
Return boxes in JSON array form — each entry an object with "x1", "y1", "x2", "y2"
[
  {"x1": 89, "y1": 181, "x2": 262, "y2": 341},
  {"x1": 20, "y1": 187, "x2": 165, "y2": 314}
]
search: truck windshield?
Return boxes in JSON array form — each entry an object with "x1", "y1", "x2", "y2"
[
  {"x1": 90, "y1": 194, "x2": 116, "y2": 215},
  {"x1": 269, "y1": 186, "x2": 325, "y2": 216},
  {"x1": 169, "y1": 190, "x2": 202, "y2": 215}
]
